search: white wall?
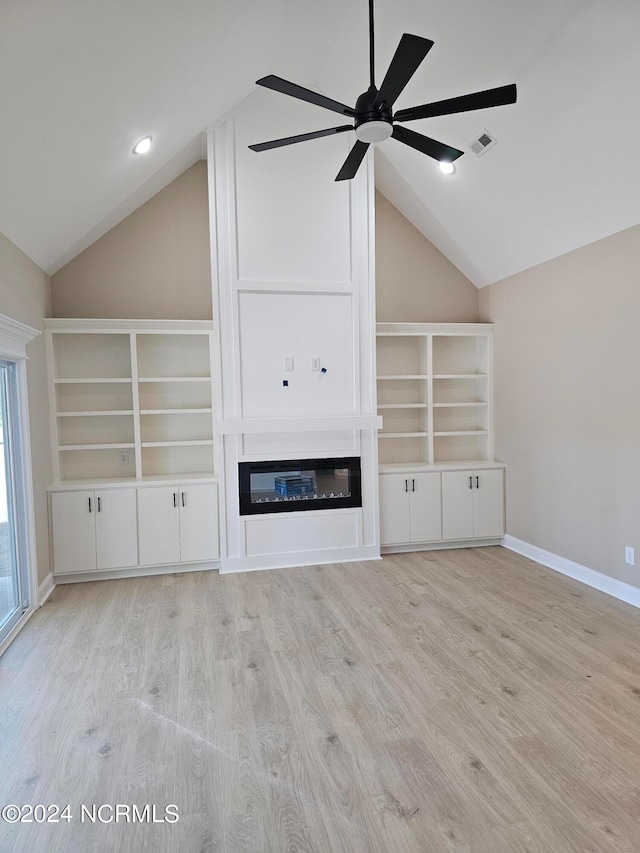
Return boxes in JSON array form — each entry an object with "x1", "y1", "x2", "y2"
[
  {"x1": 479, "y1": 223, "x2": 640, "y2": 588},
  {"x1": 51, "y1": 162, "x2": 212, "y2": 320},
  {"x1": 0, "y1": 232, "x2": 53, "y2": 584},
  {"x1": 375, "y1": 191, "x2": 478, "y2": 323}
]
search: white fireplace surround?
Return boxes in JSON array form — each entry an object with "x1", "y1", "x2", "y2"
[{"x1": 208, "y1": 91, "x2": 379, "y2": 573}]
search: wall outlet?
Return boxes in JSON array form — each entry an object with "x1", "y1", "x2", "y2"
[
  {"x1": 311, "y1": 357, "x2": 321, "y2": 371},
  {"x1": 625, "y1": 546, "x2": 635, "y2": 566},
  {"x1": 119, "y1": 451, "x2": 129, "y2": 464}
]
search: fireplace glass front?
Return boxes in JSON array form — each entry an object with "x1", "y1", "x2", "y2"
[{"x1": 239, "y1": 457, "x2": 362, "y2": 515}]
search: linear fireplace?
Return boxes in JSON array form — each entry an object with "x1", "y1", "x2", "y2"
[{"x1": 239, "y1": 457, "x2": 362, "y2": 516}]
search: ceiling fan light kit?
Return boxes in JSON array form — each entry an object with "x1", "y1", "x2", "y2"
[{"x1": 250, "y1": 0, "x2": 517, "y2": 182}]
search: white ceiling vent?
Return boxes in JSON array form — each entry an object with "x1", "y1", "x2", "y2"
[{"x1": 469, "y1": 129, "x2": 497, "y2": 157}]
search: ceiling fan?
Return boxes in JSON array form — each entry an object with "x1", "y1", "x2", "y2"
[{"x1": 249, "y1": 0, "x2": 517, "y2": 181}]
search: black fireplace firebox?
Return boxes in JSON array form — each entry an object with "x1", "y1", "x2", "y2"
[{"x1": 239, "y1": 457, "x2": 362, "y2": 516}]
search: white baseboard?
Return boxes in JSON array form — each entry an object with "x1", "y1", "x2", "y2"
[
  {"x1": 221, "y1": 545, "x2": 381, "y2": 574},
  {"x1": 37, "y1": 572, "x2": 56, "y2": 607},
  {"x1": 382, "y1": 538, "x2": 502, "y2": 555},
  {"x1": 502, "y1": 534, "x2": 640, "y2": 609},
  {"x1": 53, "y1": 561, "x2": 219, "y2": 585}
]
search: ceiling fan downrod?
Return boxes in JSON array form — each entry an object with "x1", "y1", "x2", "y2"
[{"x1": 369, "y1": 0, "x2": 376, "y2": 89}]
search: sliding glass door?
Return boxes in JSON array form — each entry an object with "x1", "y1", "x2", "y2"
[{"x1": 0, "y1": 359, "x2": 26, "y2": 641}]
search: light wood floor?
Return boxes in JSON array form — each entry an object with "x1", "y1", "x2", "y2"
[{"x1": 1, "y1": 547, "x2": 640, "y2": 852}]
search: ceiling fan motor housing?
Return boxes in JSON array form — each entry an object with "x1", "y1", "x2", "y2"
[{"x1": 354, "y1": 86, "x2": 393, "y2": 142}]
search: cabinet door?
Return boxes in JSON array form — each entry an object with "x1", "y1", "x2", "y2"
[
  {"x1": 51, "y1": 491, "x2": 96, "y2": 574},
  {"x1": 409, "y1": 473, "x2": 442, "y2": 543},
  {"x1": 137, "y1": 487, "x2": 180, "y2": 566},
  {"x1": 473, "y1": 469, "x2": 504, "y2": 538},
  {"x1": 441, "y1": 472, "x2": 475, "y2": 540},
  {"x1": 178, "y1": 484, "x2": 219, "y2": 563},
  {"x1": 379, "y1": 474, "x2": 411, "y2": 545},
  {"x1": 95, "y1": 489, "x2": 138, "y2": 570}
]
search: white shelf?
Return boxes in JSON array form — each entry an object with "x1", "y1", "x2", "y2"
[
  {"x1": 379, "y1": 432, "x2": 429, "y2": 439},
  {"x1": 377, "y1": 374, "x2": 428, "y2": 380},
  {"x1": 432, "y1": 402, "x2": 487, "y2": 408},
  {"x1": 433, "y1": 373, "x2": 488, "y2": 380},
  {"x1": 55, "y1": 377, "x2": 133, "y2": 384},
  {"x1": 433, "y1": 430, "x2": 488, "y2": 437},
  {"x1": 378, "y1": 404, "x2": 428, "y2": 410},
  {"x1": 139, "y1": 408, "x2": 213, "y2": 415},
  {"x1": 379, "y1": 460, "x2": 505, "y2": 473},
  {"x1": 138, "y1": 376, "x2": 210, "y2": 383},
  {"x1": 141, "y1": 440, "x2": 213, "y2": 448},
  {"x1": 57, "y1": 410, "x2": 134, "y2": 417},
  {"x1": 58, "y1": 443, "x2": 135, "y2": 452}
]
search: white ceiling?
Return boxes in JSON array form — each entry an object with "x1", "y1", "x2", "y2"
[{"x1": 2, "y1": 0, "x2": 639, "y2": 286}]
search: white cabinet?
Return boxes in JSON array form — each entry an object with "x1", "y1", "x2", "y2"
[
  {"x1": 51, "y1": 488, "x2": 138, "y2": 574},
  {"x1": 138, "y1": 484, "x2": 219, "y2": 566},
  {"x1": 379, "y1": 472, "x2": 442, "y2": 545},
  {"x1": 441, "y1": 469, "x2": 504, "y2": 540}
]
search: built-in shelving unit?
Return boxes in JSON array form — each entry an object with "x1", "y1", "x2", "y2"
[
  {"x1": 376, "y1": 322, "x2": 505, "y2": 551},
  {"x1": 376, "y1": 323, "x2": 494, "y2": 469},
  {"x1": 45, "y1": 319, "x2": 216, "y2": 482}
]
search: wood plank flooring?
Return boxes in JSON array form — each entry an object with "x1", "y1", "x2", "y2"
[{"x1": 1, "y1": 546, "x2": 640, "y2": 852}]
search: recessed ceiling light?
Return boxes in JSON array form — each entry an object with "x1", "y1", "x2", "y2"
[
  {"x1": 439, "y1": 161, "x2": 456, "y2": 175},
  {"x1": 133, "y1": 136, "x2": 152, "y2": 155}
]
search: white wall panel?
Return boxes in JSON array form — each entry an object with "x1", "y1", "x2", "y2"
[
  {"x1": 233, "y1": 95, "x2": 352, "y2": 286},
  {"x1": 245, "y1": 510, "x2": 360, "y2": 556},
  {"x1": 242, "y1": 430, "x2": 357, "y2": 458},
  {"x1": 238, "y1": 291, "x2": 355, "y2": 417}
]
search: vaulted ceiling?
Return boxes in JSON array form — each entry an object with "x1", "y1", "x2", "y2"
[{"x1": 2, "y1": 0, "x2": 639, "y2": 286}]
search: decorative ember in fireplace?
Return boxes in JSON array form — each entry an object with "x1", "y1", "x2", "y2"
[{"x1": 239, "y1": 457, "x2": 362, "y2": 515}]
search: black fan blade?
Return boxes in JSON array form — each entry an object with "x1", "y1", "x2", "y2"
[
  {"x1": 335, "y1": 140, "x2": 370, "y2": 181},
  {"x1": 249, "y1": 125, "x2": 353, "y2": 152},
  {"x1": 375, "y1": 34, "x2": 434, "y2": 109},
  {"x1": 256, "y1": 75, "x2": 357, "y2": 118},
  {"x1": 392, "y1": 125, "x2": 463, "y2": 162},
  {"x1": 395, "y1": 83, "x2": 517, "y2": 122}
]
